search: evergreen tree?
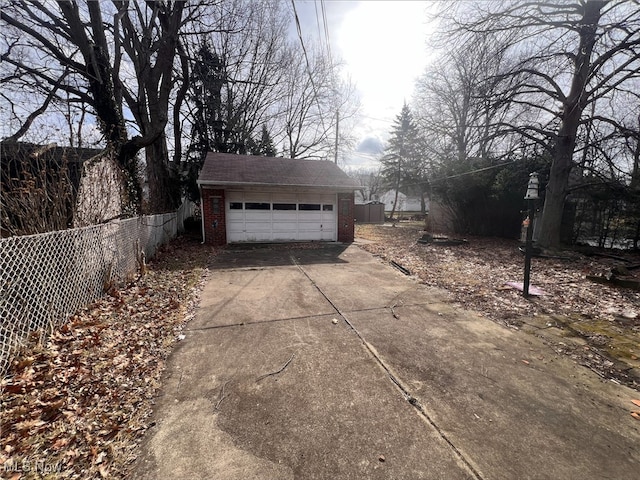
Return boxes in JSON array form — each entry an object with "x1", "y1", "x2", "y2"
[
  {"x1": 188, "y1": 44, "x2": 228, "y2": 157},
  {"x1": 380, "y1": 104, "x2": 426, "y2": 218},
  {"x1": 257, "y1": 125, "x2": 278, "y2": 157}
]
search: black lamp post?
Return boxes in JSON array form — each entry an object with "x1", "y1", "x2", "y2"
[{"x1": 523, "y1": 172, "x2": 539, "y2": 298}]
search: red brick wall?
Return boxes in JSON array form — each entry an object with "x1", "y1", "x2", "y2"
[
  {"x1": 201, "y1": 188, "x2": 226, "y2": 245},
  {"x1": 337, "y1": 192, "x2": 355, "y2": 243}
]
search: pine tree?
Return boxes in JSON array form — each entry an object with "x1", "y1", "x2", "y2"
[
  {"x1": 188, "y1": 43, "x2": 227, "y2": 157},
  {"x1": 380, "y1": 104, "x2": 426, "y2": 219},
  {"x1": 258, "y1": 125, "x2": 277, "y2": 157}
]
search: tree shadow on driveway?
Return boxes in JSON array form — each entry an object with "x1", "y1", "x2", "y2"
[{"x1": 211, "y1": 242, "x2": 351, "y2": 269}]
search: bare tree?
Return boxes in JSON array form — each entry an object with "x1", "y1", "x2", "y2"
[
  {"x1": 277, "y1": 44, "x2": 334, "y2": 159},
  {"x1": 349, "y1": 167, "x2": 384, "y2": 203},
  {"x1": 414, "y1": 31, "x2": 519, "y2": 166},
  {"x1": 180, "y1": 0, "x2": 358, "y2": 169},
  {"x1": 0, "y1": 1, "x2": 208, "y2": 213},
  {"x1": 183, "y1": 0, "x2": 290, "y2": 158},
  {"x1": 440, "y1": 0, "x2": 640, "y2": 248}
]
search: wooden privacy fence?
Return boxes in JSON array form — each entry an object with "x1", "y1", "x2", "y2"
[{"x1": 354, "y1": 203, "x2": 385, "y2": 224}]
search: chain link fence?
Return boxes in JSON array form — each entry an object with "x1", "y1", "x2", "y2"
[{"x1": 0, "y1": 212, "x2": 180, "y2": 376}]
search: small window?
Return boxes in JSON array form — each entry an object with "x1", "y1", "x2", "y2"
[
  {"x1": 322, "y1": 204, "x2": 333, "y2": 211},
  {"x1": 245, "y1": 202, "x2": 271, "y2": 210},
  {"x1": 230, "y1": 202, "x2": 243, "y2": 210},
  {"x1": 341, "y1": 199, "x2": 350, "y2": 215},
  {"x1": 299, "y1": 203, "x2": 321, "y2": 211},
  {"x1": 273, "y1": 203, "x2": 297, "y2": 210},
  {"x1": 212, "y1": 196, "x2": 221, "y2": 214}
]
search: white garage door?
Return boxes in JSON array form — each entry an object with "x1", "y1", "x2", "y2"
[{"x1": 226, "y1": 192, "x2": 337, "y2": 242}]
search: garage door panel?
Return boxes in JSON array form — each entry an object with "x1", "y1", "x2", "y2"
[
  {"x1": 299, "y1": 211, "x2": 322, "y2": 220},
  {"x1": 245, "y1": 211, "x2": 271, "y2": 221},
  {"x1": 273, "y1": 221, "x2": 298, "y2": 230},
  {"x1": 245, "y1": 221, "x2": 271, "y2": 231},
  {"x1": 297, "y1": 231, "x2": 323, "y2": 240},
  {"x1": 298, "y1": 218, "x2": 322, "y2": 228},
  {"x1": 272, "y1": 228, "x2": 298, "y2": 240},
  {"x1": 227, "y1": 211, "x2": 245, "y2": 221},
  {"x1": 273, "y1": 212, "x2": 297, "y2": 221},
  {"x1": 227, "y1": 229, "x2": 245, "y2": 242},
  {"x1": 298, "y1": 225, "x2": 323, "y2": 233},
  {"x1": 228, "y1": 218, "x2": 245, "y2": 227},
  {"x1": 246, "y1": 232, "x2": 272, "y2": 242}
]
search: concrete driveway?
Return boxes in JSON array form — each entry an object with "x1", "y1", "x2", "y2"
[{"x1": 131, "y1": 243, "x2": 640, "y2": 480}]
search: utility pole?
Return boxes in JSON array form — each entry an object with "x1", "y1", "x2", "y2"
[{"x1": 334, "y1": 109, "x2": 339, "y2": 164}]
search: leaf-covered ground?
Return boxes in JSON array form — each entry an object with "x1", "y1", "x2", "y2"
[
  {"x1": 1, "y1": 236, "x2": 218, "y2": 479},
  {"x1": 356, "y1": 223, "x2": 640, "y2": 389}
]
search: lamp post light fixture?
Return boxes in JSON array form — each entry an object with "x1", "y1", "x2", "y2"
[{"x1": 523, "y1": 172, "x2": 539, "y2": 297}]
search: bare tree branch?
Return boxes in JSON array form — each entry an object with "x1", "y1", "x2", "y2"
[{"x1": 4, "y1": 69, "x2": 70, "y2": 143}]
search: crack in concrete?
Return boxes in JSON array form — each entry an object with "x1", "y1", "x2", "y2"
[
  {"x1": 289, "y1": 253, "x2": 485, "y2": 480},
  {"x1": 186, "y1": 302, "x2": 446, "y2": 332},
  {"x1": 186, "y1": 312, "x2": 337, "y2": 331}
]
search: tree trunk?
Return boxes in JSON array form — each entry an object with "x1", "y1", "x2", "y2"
[
  {"x1": 537, "y1": 136, "x2": 575, "y2": 248},
  {"x1": 420, "y1": 184, "x2": 428, "y2": 215},
  {"x1": 390, "y1": 188, "x2": 399, "y2": 220},
  {"x1": 145, "y1": 135, "x2": 179, "y2": 213},
  {"x1": 536, "y1": 1, "x2": 604, "y2": 249},
  {"x1": 390, "y1": 159, "x2": 402, "y2": 220}
]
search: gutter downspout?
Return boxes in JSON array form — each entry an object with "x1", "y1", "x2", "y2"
[{"x1": 198, "y1": 183, "x2": 206, "y2": 244}]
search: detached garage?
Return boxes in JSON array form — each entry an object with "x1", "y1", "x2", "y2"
[{"x1": 197, "y1": 153, "x2": 358, "y2": 245}]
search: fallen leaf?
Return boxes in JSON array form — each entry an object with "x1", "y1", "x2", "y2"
[
  {"x1": 95, "y1": 451, "x2": 107, "y2": 465},
  {"x1": 52, "y1": 437, "x2": 70, "y2": 449}
]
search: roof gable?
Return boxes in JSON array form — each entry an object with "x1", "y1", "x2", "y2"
[{"x1": 197, "y1": 153, "x2": 358, "y2": 190}]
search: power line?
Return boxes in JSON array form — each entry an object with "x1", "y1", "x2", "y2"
[
  {"x1": 291, "y1": 0, "x2": 329, "y2": 143},
  {"x1": 320, "y1": 0, "x2": 333, "y2": 67},
  {"x1": 360, "y1": 114, "x2": 396, "y2": 124},
  {"x1": 430, "y1": 160, "x2": 515, "y2": 184},
  {"x1": 393, "y1": 159, "x2": 517, "y2": 190},
  {"x1": 348, "y1": 156, "x2": 517, "y2": 186},
  {"x1": 316, "y1": 0, "x2": 339, "y2": 163},
  {"x1": 313, "y1": 1, "x2": 324, "y2": 51}
]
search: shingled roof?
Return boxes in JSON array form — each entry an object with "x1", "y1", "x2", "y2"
[{"x1": 197, "y1": 153, "x2": 358, "y2": 190}]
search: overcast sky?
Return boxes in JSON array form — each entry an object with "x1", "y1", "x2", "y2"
[{"x1": 294, "y1": 0, "x2": 438, "y2": 170}]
